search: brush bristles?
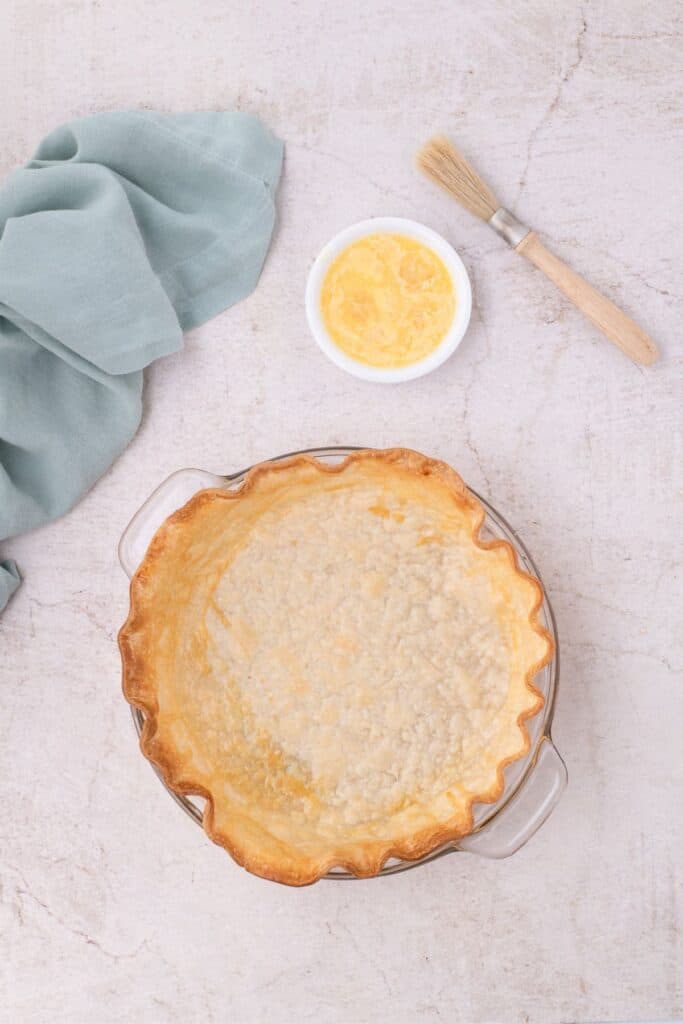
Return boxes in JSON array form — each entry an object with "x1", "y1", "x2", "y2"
[{"x1": 417, "y1": 136, "x2": 500, "y2": 221}]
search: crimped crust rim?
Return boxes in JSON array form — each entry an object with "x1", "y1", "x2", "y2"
[{"x1": 119, "y1": 448, "x2": 553, "y2": 885}]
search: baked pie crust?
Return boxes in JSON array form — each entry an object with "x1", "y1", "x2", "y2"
[{"x1": 119, "y1": 449, "x2": 553, "y2": 885}]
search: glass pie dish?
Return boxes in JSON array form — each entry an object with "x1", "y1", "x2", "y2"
[{"x1": 118, "y1": 446, "x2": 566, "y2": 878}]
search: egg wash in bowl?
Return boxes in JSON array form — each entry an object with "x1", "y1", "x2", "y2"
[
  {"x1": 306, "y1": 218, "x2": 472, "y2": 383},
  {"x1": 320, "y1": 233, "x2": 456, "y2": 369}
]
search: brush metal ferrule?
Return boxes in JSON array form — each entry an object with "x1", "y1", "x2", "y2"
[{"x1": 488, "y1": 207, "x2": 530, "y2": 248}]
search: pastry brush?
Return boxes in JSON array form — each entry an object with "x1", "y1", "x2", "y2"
[{"x1": 417, "y1": 136, "x2": 659, "y2": 366}]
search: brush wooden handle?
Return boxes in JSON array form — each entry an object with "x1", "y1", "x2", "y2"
[{"x1": 515, "y1": 231, "x2": 659, "y2": 365}]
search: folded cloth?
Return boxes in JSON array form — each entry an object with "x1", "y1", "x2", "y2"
[{"x1": 0, "y1": 110, "x2": 283, "y2": 612}]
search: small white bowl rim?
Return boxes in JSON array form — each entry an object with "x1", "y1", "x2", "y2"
[{"x1": 305, "y1": 217, "x2": 472, "y2": 383}]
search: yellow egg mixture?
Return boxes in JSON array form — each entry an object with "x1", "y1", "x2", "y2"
[{"x1": 320, "y1": 233, "x2": 456, "y2": 368}]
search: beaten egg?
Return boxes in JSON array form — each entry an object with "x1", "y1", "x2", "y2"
[{"x1": 320, "y1": 233, "x2": 456, "y2": 369}]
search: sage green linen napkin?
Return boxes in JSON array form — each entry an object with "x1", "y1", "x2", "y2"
[{"x1": 0, "y1": 110, "x2": 283, "y2": 611}]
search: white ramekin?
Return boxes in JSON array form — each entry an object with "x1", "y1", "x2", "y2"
[{"x1": 305, "y1": 217, "x2": 472, "y2": 383}]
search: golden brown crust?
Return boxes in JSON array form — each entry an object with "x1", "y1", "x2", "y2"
[{"x1": 119, "y1": 448, "x2": 553, "y2": 885}]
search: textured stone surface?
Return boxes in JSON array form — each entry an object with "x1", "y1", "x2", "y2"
[{"x1": 1, "y1": 1, "x2": 681, "y2": 1022}]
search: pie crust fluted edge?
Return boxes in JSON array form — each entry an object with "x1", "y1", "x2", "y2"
[{"x1": 118, "y1": 448, "x2": 554, "y2": 885}]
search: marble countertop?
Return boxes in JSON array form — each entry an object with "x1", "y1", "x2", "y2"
[{"x1": 1, "y1": 1, "x2": 681, "y2": 1021}]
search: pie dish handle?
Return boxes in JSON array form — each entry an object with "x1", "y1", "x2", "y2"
[
  {"x1": 118, "y1": 468, "x2": 226, "y2": 578},
  {"x1": 457, "y1": 737, "x2": 567, "y2": 859}
]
